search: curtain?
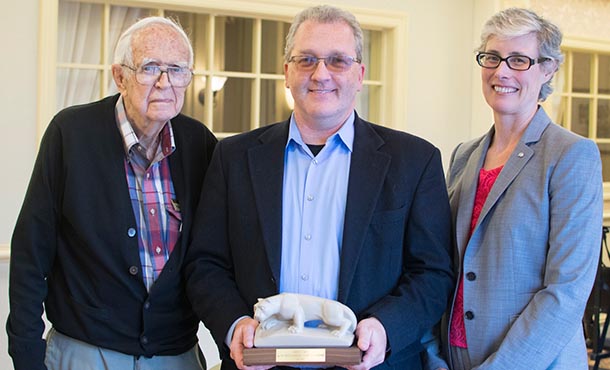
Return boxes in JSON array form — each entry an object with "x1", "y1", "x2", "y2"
[{"x1": 57, "y1": 1, "x2": 147, "y2": 112}]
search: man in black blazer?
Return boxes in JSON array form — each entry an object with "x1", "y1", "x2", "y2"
[
  {"x1": 185, "y1": 5, "x2": 453, "y2": 370},
  {"x1": 7, "y1": 17, "x2": 216, "y2": 370}
]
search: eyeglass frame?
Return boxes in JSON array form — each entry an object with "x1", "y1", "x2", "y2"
[
  {"x1": 475, "y1": 52, "x2": 550, "y2": 71},
  {"x1": 121, "y1": 63, "x2": 193, "y2": 87},
  {"x1": 287, "y1": 55, "x2": 361, "y2": 73}
]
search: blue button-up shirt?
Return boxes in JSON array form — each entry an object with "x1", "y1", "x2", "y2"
[{"x1": 279, "y1": 112, "x2": 354, "y2": 300}]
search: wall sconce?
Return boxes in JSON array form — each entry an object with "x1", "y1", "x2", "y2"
[
  {"x1": 284, "y1": 87, "x2": 294, "y2": 110},
  {"x1": 198, "y1": 76, "x2": 228, "y2": 105}
]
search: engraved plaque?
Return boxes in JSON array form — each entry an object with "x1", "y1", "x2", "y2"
[
  {"x1": 276, "y1": 348, "x2": 326, "y2": 362},
  {"x1": 243, "y1": 346, "x2": 362, "y2": 366}
]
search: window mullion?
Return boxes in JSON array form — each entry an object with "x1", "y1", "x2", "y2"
[
  {"x1": 205, "y1": 14, "x2": 216, "y2": 132},
  {"x1": 251, "y1": 18, "x2": 262, "y2": 130},
  {"x1": 566, "y1": 51, "x2": 574, "y2": 132},
  {"x1": 591, "y1": 54, "x2": 599, "y2": 139},
  {"x1": 101, "y1": 4, "x2": 110, "y2": 98}
]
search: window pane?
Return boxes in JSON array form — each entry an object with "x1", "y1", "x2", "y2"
[
  {"x1": 58, "y1": 1, "x2": 103, "y2": 64},
  {"x1": 571, "y1": 98, "x2": 590, "y2": 137},
  {"x1": 56, "y1": 68, "x2": 101, "y2": 111},
  {"x1": 599, "y1": 54, "x2": 610, "y2": 95},
  {"x1": 572, "y1": 53, "x2": 591, "y2": 93},
  {"x1": 166, "y1": 11, "x2": 209, "y2": 71},
  {"x1": 107, "y1": 6, "x2": 157, "y2": 64},
  {"x1": 557, "y1": 96, "x2": 568, "y2": 128},
  {"x1": 599, "y1": 143, "x2": 610, "y2": 182},
  {"x1": 356, "y1": 85, "x2": 380, "y2": 121},
  {"x1": 215, "y1": 78, "x2": 252, "y2": 132},
  {"x1": 362, "y1": 30, "x2": 382, "y2": 81},
  {"x1": 181, "y1": 73, "x2": 205, "y2": 122},
  {"x1": 217, "y1": 16, "x2": 254, "y2": 72},
  {"x1": 262, "y1": 21, "x2": 290, "y2": 74},
  {"x1": 598, "y1": 99, "x2": 610, "y2": 138},
  {"x1": 260, "y1": 79, "x2": 292, "y2": 124},
  {"x1": 180, "y1": 74, "x2": 229, "y2": 128}
]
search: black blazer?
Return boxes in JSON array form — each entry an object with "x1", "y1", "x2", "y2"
[
  {"x1": 7, "y1": 94, "x2": 217, "y2": 370},
  {"x1": 186, "y1": 114, "x2": 454, "y2": 370}
]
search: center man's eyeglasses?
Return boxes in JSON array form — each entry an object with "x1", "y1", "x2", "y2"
[
  {"x1": 288, "y1": 55, "x2": 361, "y2": 73},
  {"x1": 122, "y1": 63, "x2": 193, "y2": 87},
  {"x1": 476, "y1": 52, "x2": 550, "y2": 71}
]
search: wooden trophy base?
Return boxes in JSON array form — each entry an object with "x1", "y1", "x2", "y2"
[{"x1": 243, "y1": 346, "x2": 362, "y2": 367}]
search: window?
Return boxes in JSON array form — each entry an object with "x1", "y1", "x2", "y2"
[
  {"x1": 553, "y1": 43, "x2": 610, "y2": 182},
  {"x1": 40, "y1": 0, "x2": 406, "y2": 139}
]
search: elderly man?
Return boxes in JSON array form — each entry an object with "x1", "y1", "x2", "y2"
[
  {"x1": 185, "y1": 5, "x2": 453, "y2": 370},
  {"x1": 7, "y1": 17, "x2": 216, "y2": 370}
]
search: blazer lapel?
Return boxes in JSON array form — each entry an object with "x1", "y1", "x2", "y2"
[
  {"x1": 248, "y1": 123, "x2": 289, "y2": 283},
  {"x1": 474, "y1": 142, "x2": 533, "y2": 233},
  {"x1": 455, "y1": 132, "x2": 490, "y2": 257},
  {"x1": 470, "y1": 108, "x2": 550, "y2": 247},
  {"x1": 338, "y1": 117, "x2": 391, "y2": 303}
]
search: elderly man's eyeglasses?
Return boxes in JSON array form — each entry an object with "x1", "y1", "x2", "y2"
[
  {"x1": 288, "y1": 55, "x2": 361, "y2": 73},
  {"x1": 121, "y1": 63, "x2": 193, "y2": 87},
  {"x1": 476, "y1": 52, "x2": 550, "y2": 71}
]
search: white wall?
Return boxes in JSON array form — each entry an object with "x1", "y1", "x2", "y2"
[
  {"x1": 1, "y1": 1, "x2": 38, "y2": 247},
  {"x1": 0, "y1": 0, "x2": 478, "y2": 369},
  {"x1": 0, "y1": 0, "x2": 38, "y2": 366}
]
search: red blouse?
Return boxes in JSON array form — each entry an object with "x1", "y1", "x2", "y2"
[{"x1": 449, "y1": 165, "x2": 503, "y2": 348}]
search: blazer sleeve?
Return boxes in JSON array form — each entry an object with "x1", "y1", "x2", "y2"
[{"x1": 476, "y1": 138, "x2": 603, "y2": 369}]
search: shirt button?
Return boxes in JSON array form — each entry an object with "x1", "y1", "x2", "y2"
[
  {"x1": 304, "y1": 234, "x2": 312, "y2": 241},
  {"x1": 312, "y1": 159, "x2": 318, "y2": 165},
  {"x1": 466, "y1": 272, "x2": 476, "y2": 281},
  {"x1": 146, "y1": 172, "x2": 151, "y2": 179},
  {"x1": 127, "y1": 228, "x2": 136, "y2": 238},
  {"x1": 465, "y1": 311, "x2": 475, "y2": 320},
  {"x1": 301, "y1": 274, "x2": 309, "y2": 281},
  {"x1": 141, "y1": 336, "x2": 149, "y2": 344},
  {"x1": 307, "y1": 195, "x2": 314, "y2": 201},
  {"x1": 155, "y1": 246, "x2": 162, "y2": 254},
  {"x1": 129, "y1": 266, "x2": 139, "y2": 275},
  {"x1": 150, "y1": 208, "x2": 156, "y2": 215},
  {"x1": 144, "y1": 301, "x2": 151, "y2": 310}
]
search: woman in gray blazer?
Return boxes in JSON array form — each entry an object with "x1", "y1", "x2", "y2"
[{"x1": 430, "y1": 7, "x2": 603, "y2": 370}]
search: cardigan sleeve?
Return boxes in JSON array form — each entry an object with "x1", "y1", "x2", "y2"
[{"x1": 7, "y1": 119, "x2": 65, "y2": 370}]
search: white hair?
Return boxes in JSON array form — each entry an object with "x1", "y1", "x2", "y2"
[{"x1": 113, "y1": 16, "x2": 194, "y2": 67}]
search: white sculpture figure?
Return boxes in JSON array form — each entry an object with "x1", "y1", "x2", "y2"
[{"x1": 253, "y1": 293, "x2": 357, "y2": 347}]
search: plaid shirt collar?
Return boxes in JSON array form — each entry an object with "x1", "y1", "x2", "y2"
[{"x1": 115, "y1": 95, "x2": 176, "y2": 160}]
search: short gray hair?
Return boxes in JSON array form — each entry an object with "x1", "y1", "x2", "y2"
[
  {"x1": 113, "y1": 16, "x2": 194, "y2": 67},
  {"x1": 478, "y1": 8, "x2": 563, "y2": 101},
  {"x1": 284, "y1": 5, "x2": 363, "y2": 63}
]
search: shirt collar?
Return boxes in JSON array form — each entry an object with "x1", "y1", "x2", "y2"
[
  {"x1": 115, "y1": 95, "x2": 176, "y2": 158},
  {"x1": 286, "y1": 111, "x2": 355, "y2": 153}
]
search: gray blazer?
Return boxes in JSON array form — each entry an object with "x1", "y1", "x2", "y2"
[{"x1": 444, "y1": 107, "x2": 603, "y2": 369}]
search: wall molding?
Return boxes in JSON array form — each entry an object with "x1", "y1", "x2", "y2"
[{"x1": 0, "y1": 244, "x2": 9, "y2": 261}]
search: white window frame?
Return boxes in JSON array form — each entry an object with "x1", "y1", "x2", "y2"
[
  {"x1": 39, "y1": 0, "x2": 407, "y2": 140},
  {"x1": 555, "y1": 37, "x2": 610, "y2": 217}
]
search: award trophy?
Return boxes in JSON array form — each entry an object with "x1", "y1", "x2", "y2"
[{"x1": 243, "y1": 293, "x2": 362, "y2": 367}]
